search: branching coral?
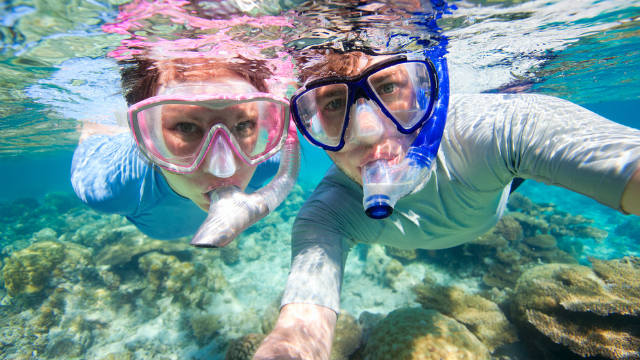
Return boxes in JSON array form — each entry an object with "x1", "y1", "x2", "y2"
[
  {"x1": 507, "y1": 192, "x2": 607, "y2": 242},
  {"x1": 511, "y1": 259, "x2": 640, "y2": 359},
  {"x1": 362, "y1": 307, "x2": 491, "y2": 360},
  {"x1": 494, "y1": 215, "x2": 523, "y2": 242},
  {"x1": 413, "y1": 278, "x2": 518, "y2": 352}
]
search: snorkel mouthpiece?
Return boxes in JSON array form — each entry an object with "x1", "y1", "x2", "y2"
[
  {"x1": 190, "y1": 123, "x2": 301, "y2": 248},
  {"x1": 191, "y1": 186, "x2": 269, "y2": 248},
  {"x1": 362, "y1": 158, "x2": 434, "y2": 219}
]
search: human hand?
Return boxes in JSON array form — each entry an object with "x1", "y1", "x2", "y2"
[{"x1": 253, "y1": 303, "x2": 337, "y2": 360}]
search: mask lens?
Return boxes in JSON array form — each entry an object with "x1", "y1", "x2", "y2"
[
  {"x1": 134, "y1": 98, "x2": 288, "y2": 167},
  {"x1": 294, "y1": 84, "x2": 348, "y2": 147},
  {"x1": 368, "y1": 62, "x2": 432, "y2": 129}
]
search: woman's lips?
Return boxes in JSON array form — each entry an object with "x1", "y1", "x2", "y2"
[{"x1": 201, "y1": 179, "x2": 242, "y2": 205}]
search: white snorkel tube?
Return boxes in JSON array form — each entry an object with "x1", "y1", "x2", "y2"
[
  {"x1": 361, "y1": 50, "x2": 450, "y2": 219},
  {"x1": 190, "y1": 121, "x2": 300, "y2": 248}
]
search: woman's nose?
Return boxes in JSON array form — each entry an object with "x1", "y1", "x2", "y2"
[
  {"x1": 347, "y1": 98, "x2": 388, "y2": 145},
  {"x1": 204, "y1": 131, "x2": 237, "y2": 178}
]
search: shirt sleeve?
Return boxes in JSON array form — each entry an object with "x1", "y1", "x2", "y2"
[
  {"x1": 281, "y1": 166, "x2": 384, "y2": 314},
  {"x1": 444, "y1": 94, "x2": 640, "y2": 212},
  {"x1": 70, "y1": 133, "x2": 207, "y2": 240},
  {"x1": 71, "y1": 133, "x2": 147, "y2": 216}
]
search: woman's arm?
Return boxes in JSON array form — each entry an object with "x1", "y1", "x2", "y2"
[
  {"x1": 253, "y1": 303, "x2": 337, "y2": 360},
  {"x1": 621, "y1": 166, "x2": 640, "y2": 216}
]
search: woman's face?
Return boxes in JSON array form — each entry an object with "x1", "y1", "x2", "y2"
[{"x1": 156, "y1": 71, "x2": 259, "y2": 211}]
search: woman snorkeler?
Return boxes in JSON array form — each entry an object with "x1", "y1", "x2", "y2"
[{"x1": 71, "y1": 55, "x2": 299, "y2": 245}]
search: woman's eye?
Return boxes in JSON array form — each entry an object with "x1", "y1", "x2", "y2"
[
  {"x1": 234, "y1": 121, "x2": 256, "y2": 135},
  {"x1": 177, "y1": 122, "x2": 200, "y2": 134}
]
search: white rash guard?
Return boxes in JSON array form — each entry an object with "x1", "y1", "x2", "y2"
[{"x1": 281, "y1": 94, "x2": 640, "y2": 313}]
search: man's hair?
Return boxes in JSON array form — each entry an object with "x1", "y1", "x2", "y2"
[
  {"x1": 119, "y1": 56, "x2": 272, "y2": 106},
  {"x1": 292, "y1": 50, "x2": 378, "y2": 85}
]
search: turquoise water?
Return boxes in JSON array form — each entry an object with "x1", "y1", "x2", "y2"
[{"x1": 1, "y1": 0, "x2": 640, "y2": 359}]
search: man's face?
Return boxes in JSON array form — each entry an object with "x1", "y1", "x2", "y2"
[{"x1": 317, "y1": 54, "x2": 420, "y2": 186}]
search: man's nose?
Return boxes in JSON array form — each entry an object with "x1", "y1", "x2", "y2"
[
  {"x1": 204, "y1": 131, "x2": 237, "y2": 178},
  {"x1": 347, "y1": 98, "x2": 389, "y2": 145}
]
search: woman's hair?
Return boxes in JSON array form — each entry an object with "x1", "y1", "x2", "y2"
[{"x1": 119, "y1": 56, "x2": 273, "y2": 106}]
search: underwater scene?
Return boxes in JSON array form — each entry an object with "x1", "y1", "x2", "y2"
[{"x1": 1, "y1": 0, "x2": 640, "y2": 359}]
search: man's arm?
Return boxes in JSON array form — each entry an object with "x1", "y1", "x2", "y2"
[
  {"x1": 621, "y1": 166, "x2": 640, "y2": 216},
  {"x1": 253, "y1": 303, "x2": 337, "y2": 360}
]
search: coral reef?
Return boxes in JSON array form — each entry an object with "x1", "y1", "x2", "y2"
[
  {"x1": 221, "y1": 240, "x2": 241, "y2": 265},
  {"x1": 2, "y1": 241, "x2": 66, "y2": 296},
  {"x1": 507, "y1": 192, "x2": 607, "y2": 242},
  {"x1": 225, "y1": 333, "x2": 266, "y2": 360},
  {"x1": 362, "y1": 307, "x2": 491, "y2": 360},
  {"x1": 331, "y1": 310, "x2": 362, "y2": 360},
  {"x1": 413, "y1": 277, "x2": 518, "y2": 352},
  {"x1": 0, "y1": 189, "x2": 305, "y2": 359},
  {"x1": 190, "y1": 313, "x2": 222, "y2": 344},
  {"x1": 494, "y1": 215, "x2": 524, "y2": 242},
  {"x1": 511, "y1": 258, "x2": 640, "y2": 359},
  {"x1": 261, "y1": 294, "x2": 282, "y2": 334},
  {"x1": 385, "y1": 246, "x2": 417, "y2": 262},
  {"x1": 93, "y1": 228, "x2": 190, "y2": 266},
  {"x1": 383, "y1": 259, "x2": 404, "y2": 289},
  {"x1": 458, "y1": 194, "x2": 595, "y2": 290}
]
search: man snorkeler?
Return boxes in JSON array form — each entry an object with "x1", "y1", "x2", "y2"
[{"x1": 252, "y1": 48, "x2": 640, "y2": 359}]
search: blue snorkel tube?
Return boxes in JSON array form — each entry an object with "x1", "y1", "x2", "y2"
[{"x1": 362, "y1": 38, "x2": 450, "y2": 219}]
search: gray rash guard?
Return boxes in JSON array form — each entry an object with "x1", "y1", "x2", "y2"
[{"x1": 281, "y1": 94, "x2": 640, "y2": 313}]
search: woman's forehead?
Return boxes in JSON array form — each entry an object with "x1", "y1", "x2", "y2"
[{"x1": 158, "y1": 68, "x2": 249, "y2": 88}]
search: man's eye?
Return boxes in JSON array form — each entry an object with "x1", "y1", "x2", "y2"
[
  {"x1": 326, "y1": 98, "x2": 344, "y2": 110},
  {"x1": 379, "y1": 83, "x2": 397, "y2": 94}
]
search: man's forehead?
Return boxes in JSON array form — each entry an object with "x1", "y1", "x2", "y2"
[{"x1": 304, "y1": 53, "x2": 397, "y2": 83}]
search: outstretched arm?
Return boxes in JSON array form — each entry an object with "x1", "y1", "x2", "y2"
[
  {"x1": 621, "y1": 166, "x2": 640, "y2": 216},
  {"x1": 253, "y1": 303, "x2": 337, "y2": 360}
]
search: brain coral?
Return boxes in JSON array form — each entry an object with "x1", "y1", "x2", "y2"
[
  {"x1": 225, "y1": 333, "x2": 266, "y2": 360},
  {"x1": 413, "y1": 279, "x2": 518, "y2": 352},
  {"x1": 362, "y1": 308, "x2": 491, "y2": 360},
  {"x1": 511, "y1": 258, "x2": 640, "y2": 359},
  {"x1": 331, "y1": 310, "x2": 362, "y2": 360},
  {"x1": 2, "y1": 241, "x2": 65, "y2": 296}
]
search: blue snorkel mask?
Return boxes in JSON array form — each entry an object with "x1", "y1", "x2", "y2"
[
  {"x1": 291, "y1": 47, "x2": 449, "y2": 219},
  {"x1": 362, "y1": 47, "x2": 449, "y2": 219}
]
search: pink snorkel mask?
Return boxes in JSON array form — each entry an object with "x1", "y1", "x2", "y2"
[{"x1": 125, "y1": 83, "x2": 291, "y2": 176}]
